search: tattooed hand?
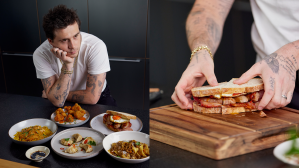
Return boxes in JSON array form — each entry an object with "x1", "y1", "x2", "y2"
[
  {"x1": 234, "y1": 49, "x2": 297, "y2": 110},
  {"x1": 171, "y1": 50, "x2": 218, "y2": 109}
]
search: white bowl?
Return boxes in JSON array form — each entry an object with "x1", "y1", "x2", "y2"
[
  {"x1": 8, "y1": 118, "x2": 58, "y2": 146},
  {"x1": 274, "y1": 138, "x2": 299, "y2": 166},
  {"x1": 25, "y1": 146, "x2": 50, "y2": 162},
  {"x1": 103, "y1": 131, "x2": 150, "y2": 164}
]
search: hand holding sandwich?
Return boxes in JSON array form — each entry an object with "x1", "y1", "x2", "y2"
[
  {"x1": 234, "y1": 43, "x2": 298, "y2": 110},
  {"x1": 172, "y1": 49, "x2": 218, "y2": 109}
]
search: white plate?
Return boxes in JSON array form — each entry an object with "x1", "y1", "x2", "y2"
[
  {"x1": 50, "y1": 127, "x2": 105, "y2": 160},
  {"x1": 90, "y1": 113, "x2": 143, "y2": 135},
  {"x1": 8, "y1": 118, "x2": 57, "y2": 146},
  {"x1": 50, "y1": 110, "x2": 90, "y2": 127},
  {"x1": 103, "y1": 131, "x2": 150, "y2": 164},
  {"x1": 274, "y1": 138, "x2": 299, "y2": 166}
]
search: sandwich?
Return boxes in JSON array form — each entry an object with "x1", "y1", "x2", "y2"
[
  {"x1": 191, "y1": 78, "x2": 264, "y2": 114},
  {"x1": 103, "y1": 110, "x2": 136, "y2": 132}
]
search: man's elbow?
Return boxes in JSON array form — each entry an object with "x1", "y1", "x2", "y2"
[{"x1": 89, "y1": 97, "x2": 100, "y2": 105}]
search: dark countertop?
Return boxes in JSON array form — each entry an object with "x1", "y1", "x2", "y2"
[
  {"x1": 0, "y1": 93, "x2": 149, "y2": 168},
  {"x1": 150, "y1": 95, "x2": 292, "y2": 168}
]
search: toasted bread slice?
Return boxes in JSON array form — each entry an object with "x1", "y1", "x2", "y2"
[
  {"x1": 191, "y1": 82, "x2": 227, "y2": 97},
  {"x1": 193, "y1": 102, "x2": 221, "y2": 113},
  {"x1": 222, "y1": 106, "x2": 246, "y2": 114},
  {"x1": 230, "y1": 78, "x2": 264, "y2": 93},
  {"x1": 106, "y1": 110, "x2": 136, "y2": 120},
  {"x1": 222, "y1": 80, "x2": 246, "y2": 95}
]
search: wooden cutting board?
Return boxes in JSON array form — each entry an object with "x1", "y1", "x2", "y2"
[{"x1": 150, "y1": 104, "x2": 299, "y2": 160}]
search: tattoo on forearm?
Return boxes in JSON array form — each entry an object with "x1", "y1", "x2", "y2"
[
  {"x1": 87, "y1": 75, "x2": 98, "y2": 96},
  {"x1": 71, "y1": 94, "x2": 84, "y2": 102},
  {"x1": 264, "y1": 53, "x2": 279, "y2": 74},
  {"x1": 292, "y1": 42, "x2": 299, "y2": 50},
  {"x1": 191, "y1": 8, "x2": 205, "y2": 16},
  {"x1": 59, "y1": 81, "x2": 70, "y2": 107},
  {"x1": 186, "y1": 28, "x2": 191, "y2": 39},
  {"x1": 205, "y1": 17, "x2": 221, "y2": 43},
  {"x1": 41, "y1": 78, "x2": 52, "y2": 92},
  {"x1": 56, "y1": 83, "x2": 61, "y2": 90},
  {"x1": 194, "y1": 17, "x2": 200, "y2": 25},
  {"x1": 291, "y1": 55, "x2": 298, "y2": 67},
  {"x1": 54, "y1": 94, "x2": 61, "y2": 100},
  {"x1": 270, "y1": 77, "x2": 275, "y2": 91},
  {"x1": 98, "y1": 80, "x2": 103, "y2": 96}
]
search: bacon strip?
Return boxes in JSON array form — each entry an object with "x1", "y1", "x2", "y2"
[
  {"x1": 223, "y1": 97, "x2": 236, "y2": 105},
  {"x1": 198, "y1": 99, "x2": 222, "y2": 108}
]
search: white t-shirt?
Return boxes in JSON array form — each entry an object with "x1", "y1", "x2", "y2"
[
  {"x1": 33, "y1": 32, "x2": 110, "y2": 92},
  {"x1": 250, "y1": 0, "x2": 299, "y2": 62}
]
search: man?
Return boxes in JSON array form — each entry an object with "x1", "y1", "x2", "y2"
[
  {"x1": 172, "y1": 0, "x2": 298, "y2": 110},
  {"x1": 33, "y1": 5, "x2": 116, "y2": 107}
]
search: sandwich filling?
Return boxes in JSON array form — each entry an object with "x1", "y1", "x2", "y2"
[
  {"x1": 103, "y1": 114, "x2": 133, "y2": 131},
  {"x1": 193, "y1": 90, "x2": 264, "y2": 110}
]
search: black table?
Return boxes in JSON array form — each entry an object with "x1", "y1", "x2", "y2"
[
  {"x1": 0, "y1": 93, "x2": 149, "y2": 168},
  {"x1": 150, "y1": 95, "x2": 292, "y2": 168}
]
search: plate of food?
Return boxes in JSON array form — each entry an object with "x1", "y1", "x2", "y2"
[
  {"x1": 9, "y1": 118, "x2": 57, "y2": 146},
  {"x1": 103, "y1": 131, "x2": 150, "y2": 163},
  {"x1": 50, "y1": 127, "x2": 105, "y2": 160},
  {"x1": 90, "y1": 110, "x2": 143, "y2": 135},
  {"x1": 274, "y1": 138, "x2": 299, "y2": 166},
  {"x1": 51, "y1": 103, "x2": 90, "y2": 127}
]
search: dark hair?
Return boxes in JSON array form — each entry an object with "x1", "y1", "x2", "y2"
[{"x1": 43, "y1": 5, "x2": 81, "y2": 40}]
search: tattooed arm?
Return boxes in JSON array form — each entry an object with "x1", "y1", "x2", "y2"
[
  {"x1": 66, "y1": 73, "x2": 106, "y2": 105},
  {"x1": 186, "y1": 0, "x2": 234, "y2": 54},
  {"x1": 41, "y1": 63, "x2": 73, "y2": 107},
  {"x1": 234, "y1": 41, "x2": 299, "y2": 110},
  {"x1": 172, "y1": 0, "x2": 234, "y2": 109}
]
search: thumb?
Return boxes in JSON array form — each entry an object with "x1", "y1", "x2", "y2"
[
  {"x1": 204, "y1": 68, "x2": 218, "y2": 86},
  {"x1": 234, "y1": 66, "x2": 258, "y2": 84}
]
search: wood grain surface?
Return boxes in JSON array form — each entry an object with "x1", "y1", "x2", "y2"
[
  {"x1": 150, "y1": 104, "x2": 299, "y2": 160},
  {"x1": 0, "y1": 158, "x2": 37, "y2": 168}
]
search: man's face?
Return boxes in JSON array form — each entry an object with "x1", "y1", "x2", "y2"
[{"x1": 48, "y1": 22, "x2": 81, "y2": 58}]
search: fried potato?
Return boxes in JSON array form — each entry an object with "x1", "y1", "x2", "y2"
[{"x1": 54, "y1": 113, "x2": 64, "y2": 122}]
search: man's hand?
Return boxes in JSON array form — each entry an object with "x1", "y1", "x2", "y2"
[
  {"x1": 234, "y1": 48, "x2": 297, "y2": 110},
  {"x1": 171, "y1": 50, "x2": 218, "y2": 109},
  {"x1": 51, "y1": 47, "x2": 74, "y2": 65}
]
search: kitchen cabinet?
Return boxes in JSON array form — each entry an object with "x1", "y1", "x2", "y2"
[
  {"x1": 37, "y1": 0, "x2": 89, "y2": 42},
  {"x1": 106, "y1": 58, "x2": 146, "y2": 110},
  {"x1": 0, "y1": 0, "x2": 40, "y2": 52},
  {"x1": 89, "y1": 0, "x2": 148, "y2": 58},
  {"x1": 2, "y1": 53, "x2": 43, "y2": 97}
]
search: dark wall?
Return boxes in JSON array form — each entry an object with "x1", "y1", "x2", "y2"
[
  {"x1": 0, "y1": 0, "x2": 149, "y2": 110},
  {"x1": 149, "y1": 0, "x2": 256, "y2": 107}
]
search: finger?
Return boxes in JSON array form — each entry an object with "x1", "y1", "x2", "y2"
[
  {"x1": 202, "y1": 67, "x2": 218, "y2": 86},
  {"x1": 234, "y1": 64, "x2": 259, "y2": 84},
  {"x1": 258, "y1": 77, "x2": 275, "y2": 110},
  {"x1": 171, "y1": 91, "x2": 187, "y2": 109},
  {"x1": 266, "y1": 79, "x2": 282, "y2": 109},
  {"x1": 61, "y1": 51, "x2": 68, "y2": 60},
  {"x1": 286, "y1": 91, "x2": 293, "y2": 105},
  {"x1": 52, "y1": 48, "x2": 59, "y2": 55},
  {"x1": 175, "y1": 86, "x2": 190, "y2": 108},
  {"x1": 57, "y1": 50, "x2": 63, "y2": 57}
]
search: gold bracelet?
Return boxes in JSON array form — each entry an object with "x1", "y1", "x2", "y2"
[
  {"x1": 61, "y1": 68, "x2": 73, "y2": 74},
  {"x1": 190, "y1": 45, "x2": 213, "y2": 62}
]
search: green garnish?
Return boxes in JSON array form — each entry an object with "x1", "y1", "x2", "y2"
[
  {"x1": 116, "y1": 156, "x2": 121, "y2": 158},
  {"x1": 24, "y1": 132, "x2": 28, "y2": 136},
  {"x1": 286, "y1": 128, "x2": 299, "y2": 156},
  {"x1": 64, "y1": 138, "x2": 70, "y2": 141},
  {"x1": 88, "y1": 141, "x2": 96, "y2": 146},
  {"x1": 135, "y1": 142, "x2": 140, "y2": 146}
]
